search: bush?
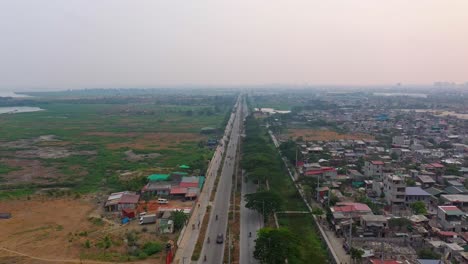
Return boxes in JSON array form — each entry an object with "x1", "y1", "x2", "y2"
[
  {"x1": 138, "y1": 252, "x2": 148, "y2": 260},
  {"x1": 142, "y1": 242, "x2": 163, "y2": 255},
  {"x1": 84, "y1": 240, "x2": 91, "y2": 248}
]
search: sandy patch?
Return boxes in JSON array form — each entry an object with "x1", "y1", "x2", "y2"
[{"x1": 288, "y1": 129, "x2": 374, "y2": 141}]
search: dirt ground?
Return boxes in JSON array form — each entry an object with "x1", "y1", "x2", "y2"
[
  {"x1": 105, "y1": 132, "x2": 204, "y2": 150},
  {"x1": 0, "y1": 197, "x2": 174, "y2": 263},
  {"x1": 288, "y1": 128, "x2": 374, "y2": 141}
]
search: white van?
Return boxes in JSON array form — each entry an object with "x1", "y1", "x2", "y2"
[{"x1": 157, "y1": 198, "x2": 168, "y2": 204}]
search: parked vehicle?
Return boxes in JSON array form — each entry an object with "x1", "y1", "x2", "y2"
[
  {"x1": 139, "y1": 214, "x2": 156, "y2": 225},
  {"x1": 216, "y1": 233, "x2": 224, "y2": 244},
  {"x1": 157, "y1": 198, "x2": 168, "y2": 204}
]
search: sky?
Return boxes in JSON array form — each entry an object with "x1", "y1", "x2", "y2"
[{"x1": 0, "y1": 0, "x2": 468, "y2": 91}]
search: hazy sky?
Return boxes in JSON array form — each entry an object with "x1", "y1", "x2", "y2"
[{"x1": 1, "y1": 0, "x2": 468, "y2": 90}]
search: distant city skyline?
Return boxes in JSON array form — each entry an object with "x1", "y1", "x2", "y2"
[{"x1": 1, "y1": 0, "x2": 467, "y2": 91}]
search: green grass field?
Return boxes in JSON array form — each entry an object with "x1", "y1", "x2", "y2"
[{"x1": 0, "y1": 95, "x2": 234, "y2": 198}]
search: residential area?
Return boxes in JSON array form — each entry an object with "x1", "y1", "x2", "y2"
[{"x1": 258, "y1": 90, "x2": 468, "y2": 264}]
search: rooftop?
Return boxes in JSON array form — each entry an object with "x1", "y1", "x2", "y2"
[
  {"x1": 441, "y1": 194, "x2": 468, "y2": 203},
  {"x1": 405, "y1": 187, "x2": 430, "y2": 196},
  {"x1": 438, "y1": 205, "x2": 465, "y2": 216}
]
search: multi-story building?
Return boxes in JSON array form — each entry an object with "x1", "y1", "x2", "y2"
[
  {"x1": 383, "y1": 175, "x2": 406, "y2": 206},
  {"x1": 364, "y1": 160, "x2": 384, "y2": 178},
  {"x1": 437, "y1": 206, "x2": 466, "y2": 232}
]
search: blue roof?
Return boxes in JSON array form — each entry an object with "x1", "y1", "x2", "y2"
[
  {"x1": 417, "y1": 260, "x2": 442, "y2": 264},
  {"x1": 405, "y1": 187, "x2": 430, "y2": 196}
]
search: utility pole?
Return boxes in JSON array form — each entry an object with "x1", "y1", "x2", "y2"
[{"x1": 316, "y1": 175, "x2": 320, "y2": 201}]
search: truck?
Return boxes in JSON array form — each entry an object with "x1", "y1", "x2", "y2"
[{"x1": 139, "y1": 214, "x2": 156, "y2": 225}]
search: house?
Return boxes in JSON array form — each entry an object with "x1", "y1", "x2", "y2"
[
  {"x1": 364, "y1": 161, "x2": 384, "y2": 178},
  {"x1": 368, "y1": 259, "x2": 400, "y2": 264},
  {"x1": 180, "y1": 176, "x2": 200, "y2": 188},
  {"x1": 437, "y1": 206, "x2": 466, "y2": 232},
  {"x1": 105, "y1": 191, "x2": 140, "y2": 212},
  {"x1": 405, "y1": 187, "x2": 431, "y2": 205},
  {"x1": 331, "y1": 202, "x2": 373, "y2": 220},
  {"x1": 142, "y1": 182, "x2": 171, "y2": 196},
  {"x1": 417, "y1": 175, "x2": 436, "y2": 188},
  {"x1": 360, "y1": 215, "x2": 388, "y2": 236},
  {"x1": 383, "y1": 175, "x2": 406, "y2": 206},
  {"x1": 416, "y1": 260, "x2": 443, "y2": 264},
  {"x1": 303, "y1": 166, "x2": 337, "y2": 179},
  {"x1": 440, "y1": 194, "x2": 468, "y2": 211}
]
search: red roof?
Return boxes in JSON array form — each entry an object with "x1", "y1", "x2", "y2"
[
  {"x1": 334, "y1": 202, "x2": 371, "y2": 213},
  {"x1": 371, "y1": 160, "x2": 384, "y2": 165},
  {"x1": 119, "y1": 194, "x2": 140, "y2": 204},
  {"x1": 304, "y1": 167, "x2": 336, "y2": 176},
  {"x1": 430, "y1": 163, "x2": 444, "y2": 168},
  {"x1": 439, "y1": 205, "x2": 460, "y2": 211},
  {"x1": 180, "y1": 182, "x2": 198, "y2": 188},
  {"x1": 438, "y1": 231, "x2": 457, "y2": 237},
  {"x1": 296, "y1": 161, "x2": 305, "y2": 167},
  {"x1": 170, "y1": 187, "x2": 187, "y2": 195}
]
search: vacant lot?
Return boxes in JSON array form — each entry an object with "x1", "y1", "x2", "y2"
[
  {"x1": 0, "y1": 96, "x2": 232, "y2": 197},
  {"x1": 0, "y1": 197, "x2": 173, "y2": 263},
  {"x1": 288, "y1": 128, "x2": 374, "y2": 141}
]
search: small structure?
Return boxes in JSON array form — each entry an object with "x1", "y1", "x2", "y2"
[
  {"x1": 158, "y1": 219, "x2": 174, "y2": 234},
  {"x1": 105, "y1": 191, "x2": 140, "y2": 212},
  {"x1": 147, "y1": 174, "x2": 170, "y2": 182},
  {"x1": 143, "y1": 182, "x2": 171, "y2": 196},
  {"x1": 360, "y1": 215, "x2": 388, "y2": 236},
  {"x1": 180, "y1": 176, "x2": 200, "y2": 188}
]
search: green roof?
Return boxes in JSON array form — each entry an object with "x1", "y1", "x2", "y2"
[
  {"x1": 179, "y1": 165, "x2": 190, "y2": 169},
  {"x1": 171, "y1": 171, "x2": 189, "y2": 176},
  {"x1": 147, "y1": 174, "x2": 170, "y2": 181}
]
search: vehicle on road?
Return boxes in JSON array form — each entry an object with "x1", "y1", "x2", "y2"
[
  {"x1": 157, "y1": 198, "x2": 168, "y2": 204},
  {"x1": 139, "y1": 214, "x2": 156, "y2": 225},
  {"x1": 216, "y1": 233, "x2": 224, "y2": 244}
]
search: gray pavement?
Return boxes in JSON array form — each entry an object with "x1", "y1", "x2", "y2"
[
  {"x1": 198, "y1": 96, "x2": 245, "y2": 264},
  {"x1": 239, "y1": 175, "x2": 263, "y2": 264},
  {"x1": 174, "y1": 99, "x2": 239, "y2": 264}
]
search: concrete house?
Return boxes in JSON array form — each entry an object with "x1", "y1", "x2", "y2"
[
  {"x1": 405, "y1": 187, "x2": 431, "y2": 205},
  {"x1": 364, "y1": 160, "x2": 384, "y2": 178},
  {"x1": 437, "y1": 206, "x2": 466, "y2": 232},
  {"x1": 383, "y1": 175, "x2": 406, "y2": 206},
  {"x1": 105, "y1": 191, "x2": 140, "y2": 212}
]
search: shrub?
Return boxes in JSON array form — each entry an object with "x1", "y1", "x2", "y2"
[{"x1": 142, "y1": 242, "x2": 163, "y2": 255}]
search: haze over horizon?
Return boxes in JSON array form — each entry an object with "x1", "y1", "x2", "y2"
[{"x1": 1, "y1": 0, "x2": 468, "y2": 91}]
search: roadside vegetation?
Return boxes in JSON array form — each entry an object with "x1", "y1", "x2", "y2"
[{"x1": 241, "y1": 114, "x2": 327, "y2": 263}]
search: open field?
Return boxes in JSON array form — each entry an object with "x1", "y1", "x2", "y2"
[
  {"x1": 288, "y1": 128, "x2": 374, "y2": 141},
  {"x1": 0, "y1": 197, "x2": 178, "y2": 263},
  {"x1": 0, "y1": 95, "x2": 233, "y2": 197}
]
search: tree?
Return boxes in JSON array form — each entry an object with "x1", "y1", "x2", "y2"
[
  {"x1": 245, "y1": 191, "x2": 283, "y2": 223},
  {"x1": 170, "y1": 210, "x2": 188, "y2": 231},
  {"x1": 418, "y1": 248, "x2": 441, "y2": 259},
  {"x1": 350, "y1": 247, "x2": 364, "y2": 263},
  {"x1": 411, "y1": 201, "x2": 427, "y2": 215},
  {"x1": 388, "y1": 217, "x2": 412, "y2": 231},
  {"x1": 405, "y1": 178, "x2": 416, "y2": 187},
  {"x1": 391, "y1": 152, "x2": 399, "y2": 161},
  {"x1": 311, "y1": 207, "x2": 324, "y2": 216},
  {"x1": 254, "y1": 227, "x2": 300, "y2": 264}
]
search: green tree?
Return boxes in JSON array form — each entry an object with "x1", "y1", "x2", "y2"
[
  {"x1": 391, "y1": 152, "x2": 399, "y2": 161},
  {"x1": 388, "y1": 217, "x2": 412, "y2": 231},
  {"x1": 170, "y1": 210, "x2": 188, "y2": 231},
  {"x1": 405, "y1": 178, "x2": 416, "y2": 187},
  {"x1": 254, "y1": 227, "x2": 300, "y2": 264},
  {"x1": 411, "y1": 201, "x2": 427, "y2": 215},
  {"x1": 350, "y1": 247, "x2": 364, "y2": 263},
  {"x1": 418, "y1": 248, "x2": 441, "y2": 259},
  {"x1": 311, "y1": 207, "x2": 324, "y2": 216},
  {"x1": 245, "y1": 191, "x2": 283, "y2": 223}
]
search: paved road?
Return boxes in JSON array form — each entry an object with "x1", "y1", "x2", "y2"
[
  {"x1": 198, "y1": 96, "x2": 245, "y2": 264},
  {"x1": 174, "y1": 99, "x2": 239, "y2": 264},
  {"x1": 239, "y1": 175, "x2": 263, "y2": 264}
]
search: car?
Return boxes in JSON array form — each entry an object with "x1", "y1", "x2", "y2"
[{"x1": 216, "y1": 233, "x2": 224, "y2": 244}]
